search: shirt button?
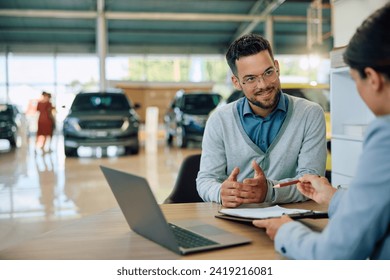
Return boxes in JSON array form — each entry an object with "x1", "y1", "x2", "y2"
[{"x1": 281, "y1": 246, "x2": 287, "y2": 254}]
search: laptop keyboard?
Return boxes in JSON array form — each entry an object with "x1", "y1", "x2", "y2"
[{"x1": 168, "y1": 223, "x2": 219, "y2": 249}]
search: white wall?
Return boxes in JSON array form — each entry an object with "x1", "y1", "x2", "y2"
[{"x1": 333, "y1": 0, "x2": 389, "y2": 47}]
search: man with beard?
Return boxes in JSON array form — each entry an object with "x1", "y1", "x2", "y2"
[{"x1": 196, "y1": 34, "x2": 326, "y2": 207}]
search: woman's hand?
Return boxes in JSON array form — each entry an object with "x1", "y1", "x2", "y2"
[
  {"x1": 298, "y1": 175, "x2": 337, "y2": 206},
  {"x1": 252, "y1": 215, "x2": 293, "y2": 240}
]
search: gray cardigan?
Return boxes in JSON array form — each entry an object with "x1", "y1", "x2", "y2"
[{"x1": 196, "y1": 94, "x2": 327, "y2": 204}]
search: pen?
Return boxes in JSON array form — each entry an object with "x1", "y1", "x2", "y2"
[{"x1": 273, "y1": 179, "x2": 300, "y2": 188}]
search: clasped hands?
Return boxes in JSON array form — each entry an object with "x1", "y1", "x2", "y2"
[{"x1": 220, "y1": 160, "x2": 268, "y2": 208}]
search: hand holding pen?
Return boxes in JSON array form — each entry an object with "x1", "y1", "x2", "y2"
[
  {"x1": 273, "y1": 175, "x2": 337, "y2": 206},
  {"x1": 273, "y1": 179, "x2": 300, "y2": 188},
  {"x1": 297, "y1": 175, "x2": 336, "y2": 206}
]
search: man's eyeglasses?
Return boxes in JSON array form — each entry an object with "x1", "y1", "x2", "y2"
[{"x1": 241, "y1": 67, "x2": 279, "y2": 86}]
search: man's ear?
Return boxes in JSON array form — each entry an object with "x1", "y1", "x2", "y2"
[
  {"x1": 274, "y1": 60, "x2": 280, "y2": 75},
  {"x1": 364, "y1": 67, "x2": 384, "y2": 92},
  {"x1": 231, "y1": 75, "x2": 243, "y2": 90}
]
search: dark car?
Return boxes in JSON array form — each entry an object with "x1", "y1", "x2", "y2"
[
  {"x1": 0, "y1": 104, "x2": 23, "y2": 147},
  {"x1": 63, "y1": 91, "x2": 140, "y2": 157},
  {"x1": 226, "y1": 90, "x2": 244, "y2": 103},
  {"x1": 164, "y1": 91, "x2": 222, "y2": 148}
]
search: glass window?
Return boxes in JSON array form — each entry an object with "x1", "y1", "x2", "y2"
[
  {"x1": 0, "y1": 86, "x2": 6, "y2": 103},
  {"x1": 106, "y1": 56, "x2": 131, "y2": 80},
  {"x1": 8, "y1": 55, "x2": 55, "y2": 84},
  {"x1": 56, "y1": 55, "x2": 99, "y2": 85},
  {"x1": 0, "y1": 54, "x2": 6, "y2": 84}
]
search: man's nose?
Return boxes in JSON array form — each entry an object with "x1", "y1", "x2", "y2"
[{"x1": 255, "y1": 76, "x2": 267, "y2": 86}]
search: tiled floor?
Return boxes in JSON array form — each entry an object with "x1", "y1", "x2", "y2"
[{"x1": 0, "y1": 133, "x2": 201, "y2": 251}]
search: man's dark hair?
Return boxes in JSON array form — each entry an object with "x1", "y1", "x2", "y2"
[
  {"x1": 226, "y1": 34, "x2": 274, "y2": 76},
  {"x1": 343, "y1": 3, "x2": 390, "y2": 79}
]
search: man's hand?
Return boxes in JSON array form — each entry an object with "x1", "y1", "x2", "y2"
[
  {"x1": 220, "y1": 167, "x2": 242, "y2": 208},
  {"x1": 240, "y1": 160, "x2": 268, "y2": 203},
  {"x1": 252, "y1": 215, "x2": 293, "y2": 240},
  {"x1": 220, "y1": 161, "x2": 268, "y2": 208}
]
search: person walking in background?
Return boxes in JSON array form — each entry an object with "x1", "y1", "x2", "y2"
[
  {"x1": 253, "y1": 3, "x2": 390, "y2": 259},
  {"x1": 35, "y1": 91, "x2": 55, "y2": 153}
]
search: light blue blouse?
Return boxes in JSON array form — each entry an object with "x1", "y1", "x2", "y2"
[{"x1": 274, "y1": 115, "x2": 390, "y2": 259}]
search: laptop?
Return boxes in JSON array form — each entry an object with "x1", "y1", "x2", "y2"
[{"x1": 100, "y1": 166, "x2": 251, "y2": 255}]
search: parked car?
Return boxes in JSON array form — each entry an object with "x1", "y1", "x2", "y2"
[
  {"x1": 226, "y1": 90, "x2": 244, "y2": 104},
  {"x1": 0, "y1": 104, "x2": 24, "y2": 148},
  {"x1": 63, "y1": 91, "x2": 140, "y2": 157},
  {"x1": 164, "y1": 90, "x2": 222, "y2": 148}
]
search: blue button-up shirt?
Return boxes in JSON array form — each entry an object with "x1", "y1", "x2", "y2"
[{"x1": 237, "y1": 92, "x2": 288, "y2": 152}]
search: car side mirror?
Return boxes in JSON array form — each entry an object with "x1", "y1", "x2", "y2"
[{"x1": 133, "y1": 103, "x2": 141, "y2": 109}]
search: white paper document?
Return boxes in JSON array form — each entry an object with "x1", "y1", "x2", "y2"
[{"x1": 219, "y1": 205, "x2": 311, "y2": 219}]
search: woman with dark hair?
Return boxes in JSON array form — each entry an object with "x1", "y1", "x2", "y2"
[
  {"x1": 253, "y1": 3, "x2": 390, "y2": 259},
  {"x1": 35, "y1": 91, "x2": 55, "y2": 153}
]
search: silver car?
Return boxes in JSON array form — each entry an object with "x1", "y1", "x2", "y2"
[{"x1": 63, "y1": 91, "x2": 140, "y2": 157}]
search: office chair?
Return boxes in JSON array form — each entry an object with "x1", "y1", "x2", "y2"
[
  {"x1": 325, "y1": 139, "x2": 332, "y2": 183},
  {"x1": 163, "y1": 153, "x2": 204, "y2": 203}
]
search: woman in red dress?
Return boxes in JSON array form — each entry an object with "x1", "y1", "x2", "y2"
[{"x1": 36, "y1": 91, "x2": 55, "y2": 153}]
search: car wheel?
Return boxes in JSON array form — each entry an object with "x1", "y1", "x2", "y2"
[
  {"x1": 8, "y1": 136, "x2": 17, "y2": 148},
  {"x1": 125, "y1": 139, "x2": 139, "y2": 155},
  {"x1": 166, "y1": 132, "x2": 173, "y2": 146},
  {"x1": 176, "y1": 126, "x2": 187, "y2": 148},
  {"x1": 64, "y1": 146, "x2": 77, "y2": 157},
  {"x1": 125, "y1": 145, "x2": 139, "y2": 155}
]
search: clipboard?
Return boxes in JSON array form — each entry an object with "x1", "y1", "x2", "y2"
[
  {"x1": 215, "y1": 211, "x2": 328, "y2": 223},
  {"x1": 215, "y1": 204, "x2": 328, "y2": 223}
]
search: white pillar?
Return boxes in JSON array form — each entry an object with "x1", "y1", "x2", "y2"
[
  {"x1": 145, "y1": 106, "x2": 159, "y2": 153},
  {"x1": 265, "y1": 15, "x2": 274, "y2": 51},
  {"x1": 96, "y1": 0, "x2": 107, "y2": 91}
]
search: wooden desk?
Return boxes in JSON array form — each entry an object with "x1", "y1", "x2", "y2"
[{"x1": 0, "y1": 202, "x2": 327, "y2": 260}]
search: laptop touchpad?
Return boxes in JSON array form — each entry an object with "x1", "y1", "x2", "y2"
[{"x1": 188, "y1": 225, "x2": 226, "y2": 236}]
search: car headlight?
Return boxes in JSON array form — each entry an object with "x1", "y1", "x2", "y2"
[
  {"x1": 64, "y1": 117, "x2": 81, "y2": 131},
  {"x1": 121, "y1": 118, "x2": 130, "y2": 130},
  {"x1": 0, "y1": 121, "x2": 7, "y2": 128},
  {"x1": 182, "y1": 114, "x2": 195, "y2": 125},
  {"x1": 121, "y1": 117, "x2": 139, "y2": 131},
  {"x1": 183, "y1": 114, "x2": 207, "y2": 126}
]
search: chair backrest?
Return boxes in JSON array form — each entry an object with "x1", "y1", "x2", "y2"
[{"x1": 163, "y1": 153, "x2": 204, "y2": 203}]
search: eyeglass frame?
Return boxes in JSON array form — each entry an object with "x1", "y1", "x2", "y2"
[{"x1": 238, "y1": 67, "x2": 279, "y2": 86}]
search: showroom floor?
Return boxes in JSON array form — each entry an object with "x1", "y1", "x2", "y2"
[{"x1": 0, "y1": 132, "x2": 201, "y2": 252}]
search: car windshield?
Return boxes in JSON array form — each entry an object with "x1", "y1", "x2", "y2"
[
  {"x1": 182, "y1": 94, "x2": 221, "y2": 114},
  {"x1": 71, "y1": 94, "x2": 131, "y2": 112},
  {"x1": 0, "y1": 105, "x2": 13, "y2": 118}
]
